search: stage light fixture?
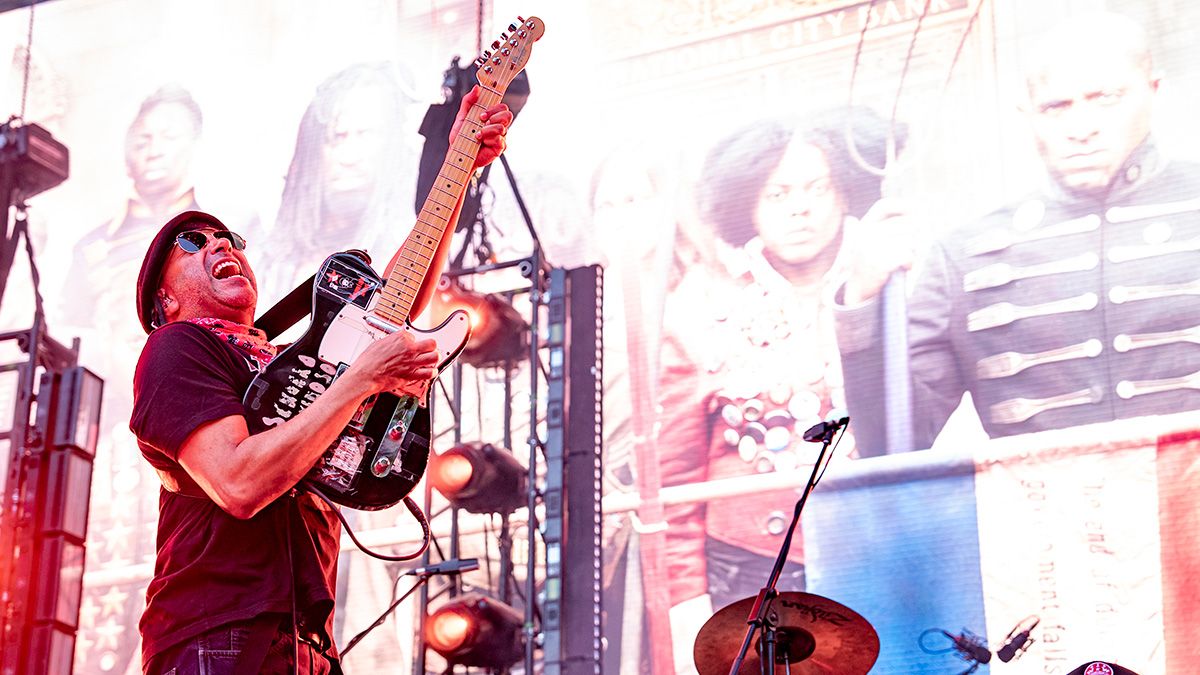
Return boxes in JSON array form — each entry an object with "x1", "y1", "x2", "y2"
[
  {"x1": 435, "y1": 281, "x2": 529, "y2": 367},
  {"x1": 425, "y1": 592, "x2": 524, "y2": 668},
  {"x1": 429, "y1": 442, "x2": 526, "y2": 514}
]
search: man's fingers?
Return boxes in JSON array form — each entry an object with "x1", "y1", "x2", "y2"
[
  {"x1": 458, "y1": 85, "x2": 480, "y2": 115},
  {"x1": 480, "y1": 106, "x2": 513, "y2": 126},
  {"x1": 477, "y1": 122, "x2": 509, "y2": 139},
  {"x1": 411, "y1": 351, "x2": 440, "y2": 366},
  {"x1": 410, "y1": 337, "x2": 438, "y2": 352}
]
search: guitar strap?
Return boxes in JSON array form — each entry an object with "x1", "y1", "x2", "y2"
[
  {"x1": 253, "y1": 274, "x2": 314, "y2": 342},
  {"x1": 254, "y1": 249, "x2": 375, "y2": 341}
]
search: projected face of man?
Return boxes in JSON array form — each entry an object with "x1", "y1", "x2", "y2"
[
  {"x1": 322, "y1": 84, "x2": 389, "y2": 213},
  {"x1": 126, "y1": 102, "x2": 199, "y2": 205},
  {"x1": 1025, "y1": 15, "x2": 1159, "y2": 197},
  {"x1": 754, "y1": 139, "x2": 844, "y2": 268}
]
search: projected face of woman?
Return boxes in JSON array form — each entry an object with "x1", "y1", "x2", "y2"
[
  {"x1": 322, "y1": 84, "x2": 389, "y2": 211},
  {"x1": 754, "y1": 139, "x2": 845, "y2": 267}
]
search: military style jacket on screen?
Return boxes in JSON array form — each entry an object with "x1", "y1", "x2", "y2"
[{"x1": 836, "y1": 142, "x2": 1200, "y2": 454}]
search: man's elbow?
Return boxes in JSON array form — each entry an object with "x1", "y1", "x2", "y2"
[{"x1": 213, "y1": 482, "x2": 273, "y2": 520}]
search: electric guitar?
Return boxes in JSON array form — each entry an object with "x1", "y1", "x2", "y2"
[{"x1": 243, "y1": 17, "x2": 544, "y2": 510}]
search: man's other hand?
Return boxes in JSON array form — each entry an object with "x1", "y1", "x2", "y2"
[{"x1": 450, "y1": 85, "x2": 514, "y2": 169}]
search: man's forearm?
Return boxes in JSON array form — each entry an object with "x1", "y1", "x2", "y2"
[{"x1": 192, "y1": 372, "x2": 378, "y2": 518}]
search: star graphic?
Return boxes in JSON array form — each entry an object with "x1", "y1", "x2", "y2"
[
  {"x1": 93, "y1": 616, "x2": 124, "y2": 651},
  {"x1": 101, "y1": 520, "x2": 134, "y2": 556},
  {"x1": 79, "y1": 594, "x2": 101, "y2": 628},
  {"x1": 325, "y1": 270, "x2": 343, "y2": 285},
  {"x1": 97, "y1": 585, "x2": 129, "y2": 618},
  {"x1": 75, "y1": 631, "x2": 94, "y2": 659}
]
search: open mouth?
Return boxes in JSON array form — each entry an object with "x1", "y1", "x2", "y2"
[{"x1": 211, "y1": 259, "x2": 245, "y2": 280}]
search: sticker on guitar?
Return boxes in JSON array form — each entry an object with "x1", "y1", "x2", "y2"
[
  {"x1": 258, "y1": 354, "x2": 338, "y2": 427},
  {"x1": 318, "y1": 257, "x2": 380, "y2": 309}
]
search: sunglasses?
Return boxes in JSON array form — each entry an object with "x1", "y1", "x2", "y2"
[{"x1": 174, "y1": 230, "x2": 248, "y2": 254}]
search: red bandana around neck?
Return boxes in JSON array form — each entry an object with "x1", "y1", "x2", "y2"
[{"x1": 185, "y1": 317, "x2": 278, "y2": 371}]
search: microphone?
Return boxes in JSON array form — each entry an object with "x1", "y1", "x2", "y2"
[
  {"x1": 802, "y1": 408, "x2": 850, "y2": 443},
  {"x1": 997, "y1": 617, "x2": 1040, "y2": 662},
  {"x1": 942, "y1": 630, "x2": 991, "y2": 664},
  {"x1": 405, "y1": 558, "x2": 480, "y2": 576}
]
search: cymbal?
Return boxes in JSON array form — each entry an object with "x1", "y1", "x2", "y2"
[{"x1": 693, "y1": 592, "x2": 879, "y2": 675}]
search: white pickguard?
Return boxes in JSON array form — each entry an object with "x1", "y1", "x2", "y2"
[{"x1": 319, "y1": 302, "x2": 471, "y2": 372}]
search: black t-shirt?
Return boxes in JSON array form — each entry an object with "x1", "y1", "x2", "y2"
[{"x1": 130, "y1": 322, "x2": 340, "y2": 664}]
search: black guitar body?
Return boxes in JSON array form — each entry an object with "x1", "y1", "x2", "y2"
[{"x1": 243, "y1": 251, "x2": 469, "y2": 510}]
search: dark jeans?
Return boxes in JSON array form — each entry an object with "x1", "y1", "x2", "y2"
[
  {"x1": 144, "y1": 614, "x2": 339, "y2": 675},
  {"x1": 704, "y1": 537, "x2": 806, "y2": 611}
]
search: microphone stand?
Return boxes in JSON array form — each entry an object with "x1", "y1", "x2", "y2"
[
  {"x1": 342, "y1": 559, "x2": 478, "y2": 657},
  {"x1": 726, "y1": 423, "x2": 845, "y2": 675}
]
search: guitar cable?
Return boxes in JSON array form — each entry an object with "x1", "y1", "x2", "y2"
[
  {"x1": 287, "y1": 488, "x2": 431, "y2": 672},
  {"x1": 305, "y1": 486, "x2": 433, "y2": 562}
]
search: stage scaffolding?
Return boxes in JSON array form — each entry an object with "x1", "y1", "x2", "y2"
[
  {"x1": 415, "y1": 259, "x2": 605, "y2": 675},
  {"x1": 0, "y1": 326, "x2": 104, "y2": 675}
]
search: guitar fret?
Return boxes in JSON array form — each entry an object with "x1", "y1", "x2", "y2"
[
  {"x1": 415, "y1": 217, "x2": 448, "y2": 234},
  {"x1": 410, "y1": 228, "x2": 444, "y2": 243},
  {"x1": 383, "y1": 284, "x2": 416, "y2": 300},
  {"x1": 406, "y1": 237, "x2": 435, "y2": 254},
  {"x1": 433, "y1": 185, "x2": 462, "y2": 201},
  {"x1": 423, "y1": 190, "x2": 459, "y2": 210},
  {"x1": 378, "y1": 287, "x2": 409, "y2": 301},
  {"x1": 409, "y1": 229, "x2": 438, "y2": 242},
  {"x1": 374, "y1": 301, "x2": 404, "y2": 317},
  {"x1": 390, "y1": 276, "x2": 420, "y2": 292},
  {"x1": 377, "y1": 297, "x2": 407, "y2": 311},
  {"x1": 429, "y1": 175, "x2": 466, "y2": 193},
  {"x1": 398, "y1": 249, "x2": 430, "y2": 265},
  {"x1": 392, "y1": 258, "x2": 428, "y2": 277},
  {"x1": 413, "y1": 220, "x2": 444, "y2": 235},
  {"x1": 412, "y1": 229, "x2": 440, "y2": 245}
]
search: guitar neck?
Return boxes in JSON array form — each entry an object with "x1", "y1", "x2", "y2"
[{"x1": 372, "y1": 87, "x2": 504, "y2": 325}]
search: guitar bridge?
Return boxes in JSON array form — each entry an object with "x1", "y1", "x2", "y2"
[{"x1": 370, "y1": 397, "x2": 421, "y2": 479}]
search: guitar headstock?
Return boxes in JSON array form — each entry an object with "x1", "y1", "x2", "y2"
[{"x1": 473, "y1": 16, "x2": 544, "y2": 91}]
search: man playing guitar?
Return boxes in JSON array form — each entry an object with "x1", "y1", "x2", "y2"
[{"x1": 129, "y1": 86, "x2": 512, "y2": 674}]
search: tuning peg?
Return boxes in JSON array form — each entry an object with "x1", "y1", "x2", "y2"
[
  {"x1": 508, "y1": 23, "x2": 517, "y2": 32},
  {"x1": 500, "y1": 32, "x2": 508, "y2": 40},
  {"x1": 517, "y1": 29, "x2": 526, "y2": 38},
  {"x1": 473, "y1": 57, "x2": 484, "y2": 67},
  {"x1": 492, "y1": 40, "x2": 501, "y2": 49},
  {"x1": 517, "y1": 15, "x2": 525, "y2": 22}
]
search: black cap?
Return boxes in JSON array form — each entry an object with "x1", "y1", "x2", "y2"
[{"x1": 136, "y1": 210, "x2": 230, "y2": 334}]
